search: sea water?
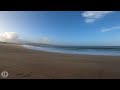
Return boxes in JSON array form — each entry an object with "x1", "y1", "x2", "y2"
[{"x1": 21, "y1": 45, "x2": 120, "y2": 56}]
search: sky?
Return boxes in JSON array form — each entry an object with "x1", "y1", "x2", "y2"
[{"x1": 0, "y1": 11, "x2": 120, "y2": 46}]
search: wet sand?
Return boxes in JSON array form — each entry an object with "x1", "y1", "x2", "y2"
[{"x1": 0, "y1": 44, "x2": 120, "y2": 79}]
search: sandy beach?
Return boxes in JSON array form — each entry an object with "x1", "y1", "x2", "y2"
[{"x1": 0, "y1": 44, "x2": 120, "y2": 79}]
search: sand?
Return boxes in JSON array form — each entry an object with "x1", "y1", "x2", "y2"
[{"x1": 0, "y1": 43, "x2": 120, "y2": 79}]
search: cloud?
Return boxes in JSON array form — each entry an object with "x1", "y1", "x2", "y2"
[
  {"x1": 36, "y1": 37, "x2": 50, "y2": 44},
  {"x1": 101, "y1": 26, "x2": 120, "y2": 32},
  {"x1": 0, "y1": 32, "x2": 51, "y2": 44},
  {"x1": 82, "y1": 11, "x2": 113, "y2": 23},
  {"x1": 0, "y1": 32, "x2": 22, "y2": 43},
  {"x1": 41, "y1": 37, "x2": 50, "y2": 44}
]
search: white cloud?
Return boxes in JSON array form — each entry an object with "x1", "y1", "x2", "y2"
[
  {"x1": 0, "y1": 32, "x2": 21, "y2": 43},
  {"x1": 0, "y1": 32, "x2": 51, "y2": 45},
  {"x1": 82, "y1": 11, "x2": 113, "y2": 23},
  {"x1": 85, "y1": 18, "x2": 95, "y2": 23},
  {"x1": 101, "y1": 26, "x2": 120, "y2": 32},
  {"x1": 0, "y1": 32, "x2": 51, "y2": 44}
]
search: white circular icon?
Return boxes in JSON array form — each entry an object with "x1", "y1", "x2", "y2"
[{"x1": 1, "y1": 70, "x2": 9, "y2": 78}]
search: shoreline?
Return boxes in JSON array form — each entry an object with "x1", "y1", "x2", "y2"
[
  {"x1": 21, "y1": 44, "x2": 120, "y2": 57},
  {"x1": 0, "y1": 43, "x2": 120, "y2": 79}
]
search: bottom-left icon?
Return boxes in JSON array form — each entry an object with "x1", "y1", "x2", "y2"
[{"x1": 1, "y1": 70, "x2": 9, "y2": 79}]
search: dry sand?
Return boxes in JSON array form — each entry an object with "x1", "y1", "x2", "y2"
[{"x1": 0, "y1": 44, "x2": 120, "y2": 79}]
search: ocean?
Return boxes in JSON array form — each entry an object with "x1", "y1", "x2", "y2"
[{"x1": 21, "y1": 44, "x2": 120, "y2": 56}]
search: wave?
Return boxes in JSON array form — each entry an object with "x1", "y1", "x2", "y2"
[{"x1": 21, "y1": 45, "x2": 120, "y2": 56}]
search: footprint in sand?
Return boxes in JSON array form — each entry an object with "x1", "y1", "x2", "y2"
[{"x1": 16, "y1": 72, "x2": 32, "y2": 77}]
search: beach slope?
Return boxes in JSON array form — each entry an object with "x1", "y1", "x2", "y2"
[{"x1": 0, "y1": 44, "x2": 120, "y2": 79}]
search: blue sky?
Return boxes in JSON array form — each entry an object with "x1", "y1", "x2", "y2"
[{"x1": 0, "y1": 11, "x2": 120, "y2": 46}]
